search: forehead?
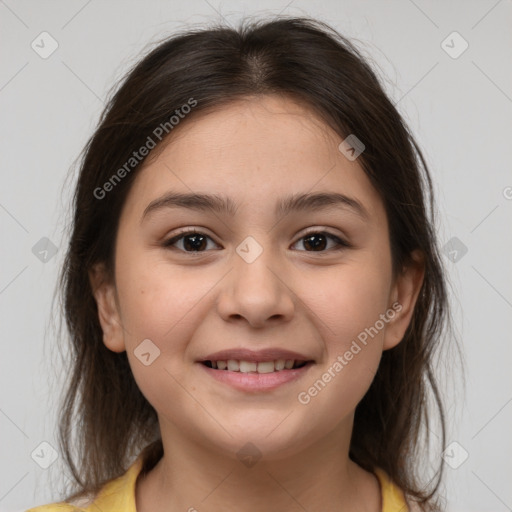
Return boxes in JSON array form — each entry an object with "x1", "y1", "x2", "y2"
[{"x1": 124, "y1": 95, "x2": 386, "y2": 223}]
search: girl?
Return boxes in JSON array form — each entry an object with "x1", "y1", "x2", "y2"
[{"x1": 27, "y1": 16, "x2": 453, "y2": 512}]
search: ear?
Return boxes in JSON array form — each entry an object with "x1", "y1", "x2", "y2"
[
  {"x1": 382, "y1": 249, "x2": 425, "y2": 351},
  {"x1": 89, "y1": 263, "x2": 126, "y2": 353}
]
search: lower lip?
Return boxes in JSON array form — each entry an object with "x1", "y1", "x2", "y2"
[{"x1": 197, "y1": 362, "x2": 314, "y2": 392}]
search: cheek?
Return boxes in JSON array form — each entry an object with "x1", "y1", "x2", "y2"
[
  {"x1": 296, "y1": 262, "x2": 390, "y2": 408},
  {"x1": 114, "y1": 258, "x2": 210, "y2": 415},
  {"x1": 307, "y1": 261, "x2": 391, "y2": 346},
  {"x1": 115, "y1": 255, "x2": 218, "y2": 352}
]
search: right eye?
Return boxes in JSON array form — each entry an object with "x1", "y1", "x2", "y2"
[{"x1": 163, "y1": 229, "x2": 221, "y2": 253}]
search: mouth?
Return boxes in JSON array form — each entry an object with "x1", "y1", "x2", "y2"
[
  {"x1": 201, "y1": 359, "x2": 310, "y2": 373},
  {"x1": 196, "y1": 349, "x2": 315, "y2": 392}
]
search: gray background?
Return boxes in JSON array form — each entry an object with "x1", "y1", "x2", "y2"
[{"x1": 1, "y1": 1, "x2": 511, "y2": 511}]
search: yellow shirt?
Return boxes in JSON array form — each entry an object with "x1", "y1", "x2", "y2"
[{"x1": 26, "y1": 452, "x2": 410, "y2": 512}]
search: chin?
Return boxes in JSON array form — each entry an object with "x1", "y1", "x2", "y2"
[{"x1": 202, "y1": 414, "x2": 320, "y2": 462}]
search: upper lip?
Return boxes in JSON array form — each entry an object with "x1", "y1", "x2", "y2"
[{"x1": 199, "y1": 348, "x2": 314, "y2": 363}]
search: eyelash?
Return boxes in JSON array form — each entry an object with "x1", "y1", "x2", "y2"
[{"x1": 162, "y1": 227, "x2": 351, "y2": 254}]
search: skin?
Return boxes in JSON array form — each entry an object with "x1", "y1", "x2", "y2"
[{"x1": 90, "y1": 94, "x2": 424, "y2": 512}]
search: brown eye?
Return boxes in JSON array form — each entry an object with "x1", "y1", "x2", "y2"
[
  {"x1": 163, "y1": 229, "x2": 350, "y2": 254},
  {"x1": 164, "y1": 231, "x2": 219, "y2": 252},
  {"x1": 292, "y1": 231, "x2": 350, "y2": 252}
]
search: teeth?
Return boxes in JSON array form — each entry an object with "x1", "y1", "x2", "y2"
[
  {"x1": 227, "y1": 359, "x2": 239, "y2": 371},
  {"x1": 257, "y1": 361, "x2": 275, "y2": 374},
  {"x1": 239, "y1": 361, "x2": 257, "y2": 373},
  {"x1": 207, "y1": 358, "x2": 305, "y2": 373},
  {"x1": 275, "y1": 359, "x2": 286, "y2": 370}
]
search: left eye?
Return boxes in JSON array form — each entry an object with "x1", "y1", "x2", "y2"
[
  {"x1": 291, "y1": 231, "x2": 349, "y2": 252},
  {"x1": 163, "y1": 230, "x2": 349, "y2": 253}
]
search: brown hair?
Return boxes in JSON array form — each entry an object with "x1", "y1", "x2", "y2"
[{"x1": 56, "y1": 16, "x2": 456, "y2": 510}]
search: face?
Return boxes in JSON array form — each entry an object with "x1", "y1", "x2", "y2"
[{"x1": 91, "y1": 94, "x2": 424, "y2": 460}]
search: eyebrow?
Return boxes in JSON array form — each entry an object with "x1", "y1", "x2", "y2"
[{"x1": 141, "y1": 191, "x2": 370, "y2": 221}]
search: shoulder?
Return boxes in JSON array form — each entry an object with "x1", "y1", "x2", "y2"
[
  {"x1": 25, "y1": 451, "x2": 146, "y2": 512},
  {"x1": 25, "y1": 504, "x2": 86, "y2": 512},
  {"x1": 373, "y1": 467, "x2": 415, "y2": 512},
  {"x1": 25, "y1": 491, "x2": 99, "y2": 512}
]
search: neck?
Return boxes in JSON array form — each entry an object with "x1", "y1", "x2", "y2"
[{"x1": 136, "y1": 417, "x2": 381, "y2": 512}]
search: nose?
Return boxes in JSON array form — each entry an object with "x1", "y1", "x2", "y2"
[{"x1": 216, "y1": 245, "x2": 295, "y2": 328}]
